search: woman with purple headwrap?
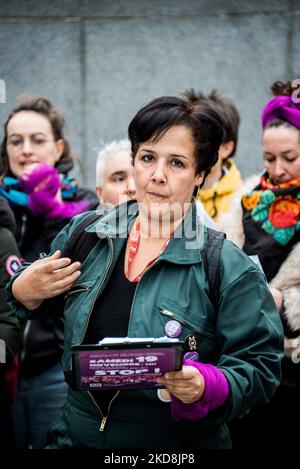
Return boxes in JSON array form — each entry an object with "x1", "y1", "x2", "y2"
[{"x1": 220, "y1": 79, "x2": 300, "y2": 447}]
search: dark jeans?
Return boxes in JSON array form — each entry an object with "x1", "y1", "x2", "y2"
[
  {"x1": 0, "y1": 375, "x2": 15, "y2": 449},
  {"x1": 12, "y1": 362, "x2": 68, "y2": 449}
]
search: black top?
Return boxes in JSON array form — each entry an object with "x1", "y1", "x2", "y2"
[
  {"x1": 83, "y1": 243, "x2": 138, "y2": 415},
  {"x1": 83, "y1": 244, "x2": 137, "y2": 344}
]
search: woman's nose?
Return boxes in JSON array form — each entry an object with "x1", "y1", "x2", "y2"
[
  {"x1": 22, "y1": 138, "x2": 33, "y2": 154},
  {"x1": 151, "y1": 162, "x2": 167, "y2": 184},
  {"x1": 273, "y1": 160, "x2": 286, "y2": 178}
]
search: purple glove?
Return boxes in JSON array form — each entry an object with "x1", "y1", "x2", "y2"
[
  {"x1": 20, "y1": 164, "x2": 60, "y2": 196},
  {"x1": 46, "y1": 199, "x2": 90, "y2": 219},
  {"x1": 170, "y1": 360, "x2": 230, "y2": 422},
  {"x1": 20, "y1": 164, "x2": 90, "y2": 219}
]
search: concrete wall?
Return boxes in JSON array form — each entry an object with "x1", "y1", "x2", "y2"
[{"x1": 0, "y1": 0, "x2": 299, "y2": 188}]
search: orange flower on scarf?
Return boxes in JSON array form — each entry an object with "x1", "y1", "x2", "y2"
[
  {"x1": 269, "y1": 196, "x2": 300, "y2": 228},
  {"x1": 242, "y1": 191, "x2": 261, "y2": 211}
]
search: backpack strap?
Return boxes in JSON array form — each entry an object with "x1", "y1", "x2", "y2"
[
  {"x1": 203, "y1": 228, "x2": 226, "y2": 312},
  {"x1": 63, "y1": 212, "x2": 102, "y2": 263},
  {"x1": 62, "y1": 212, "x2": 103, "y2": 389}
]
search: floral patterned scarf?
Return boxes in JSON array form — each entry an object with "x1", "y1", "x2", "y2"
[
  {"x1": 242, "y1": 172, "x2": 300, "y2": 280},
  {"x1": 242, "y1": 173, "x2": 300, "y2": 245}
]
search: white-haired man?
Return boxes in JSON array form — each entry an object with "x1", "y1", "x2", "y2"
[{"x1": 95, "y1": 139, "x2": 136, "y2": 207}]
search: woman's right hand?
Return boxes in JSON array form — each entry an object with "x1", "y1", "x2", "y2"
[{"x1": 12, "y1": 250, "x2": 81, "y2": 310}]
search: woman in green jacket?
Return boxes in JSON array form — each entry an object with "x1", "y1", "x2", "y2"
[{"x1": 8, "y1": 96, "x2": 283, "y2": 449}]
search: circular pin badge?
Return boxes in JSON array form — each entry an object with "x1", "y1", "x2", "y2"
[
  {"x1": 164, "y1": 320, "x2": 182, "y2": 338},
  {"x1": 185, "y1": 334, "x2": 197, "y2": 351},
  {"x1": 5, "y1": 255, "x2": 21, "y2": 277},
  {"x1": 184, "y1": 351, "x2": 199, "y2": 362}
]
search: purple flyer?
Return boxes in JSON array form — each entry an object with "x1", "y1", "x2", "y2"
[{"x1": 76, "y1": 347, "x2": 180, "y2": 390}]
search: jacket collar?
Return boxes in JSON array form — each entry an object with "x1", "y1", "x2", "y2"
[
  {"x1": 85, "y1": 200, "x2": 138, "y2": 237},
  {"x1": 86, "y1": 199, "x2": 206, "y2": 264}
]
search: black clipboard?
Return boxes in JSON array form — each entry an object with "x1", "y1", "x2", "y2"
[{"x1": 71, "y1": 337, "x2": 184, "y2": 390}]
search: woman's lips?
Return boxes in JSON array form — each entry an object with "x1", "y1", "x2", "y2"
[
  {"x1": 147, "y1": 191, "x2": 168, "y2": 199},
  {"x1": 20, "y1": 161, "x2": 39, "y2": 167},
  {"x1": 273, "y1": 177, "x2": 290, "y2": 184}
]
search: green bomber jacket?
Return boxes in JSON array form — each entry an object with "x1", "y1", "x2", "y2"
[{"x1": 6, "y1": 201, "x2": 283, "y2": 448}]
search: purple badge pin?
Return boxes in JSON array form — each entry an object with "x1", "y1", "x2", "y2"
[
  {"x1": 164, "y1": 320, "x2": 182, "y2": 338},
  {"x1": 184, "y1": 351, "x2": 199, "y2": 362}
]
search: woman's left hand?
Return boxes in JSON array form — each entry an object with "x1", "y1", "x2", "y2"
[{"x1": 156, "y1": 365, "x2": 205, "y2": 404}]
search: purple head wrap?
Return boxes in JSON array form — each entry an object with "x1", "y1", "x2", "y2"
[{"x1": 261, "y1": 95, "x2": 300, "y2": 129}]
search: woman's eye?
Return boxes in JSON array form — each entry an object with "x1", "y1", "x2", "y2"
[
  {"x1": 170, "y1": 158, "x2": 184, "y2": 168},
  {"x1": 141, "y1": 154, "x2": 155, "y2": 162},
  {"x1": 32, "y1": 137, "x2": 46, "y2": 145},
  {"x1": 285, "y1": 157, "x2": 297, "y2": 163},
  {"x1": 9, "y1": 137, "x2": 22, "y2": 146},
  {"x1": 264, "y1": 155, "x2": 275, "y2": 163}
]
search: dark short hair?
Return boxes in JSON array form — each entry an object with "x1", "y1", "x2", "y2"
[
  {"x1": 128, "y1": 96, "x2": 224, "y2": 186},
  {"x1": 0, "y1": 95, "x2": 73, "y2": 176},
  {"x1": 182, "y1": 88, "x2": 240, "y2": 158}
]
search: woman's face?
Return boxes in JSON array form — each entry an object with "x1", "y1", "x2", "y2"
[
  {"x1": 6, "y1": 110, "x2": 64, "y2": 178},
  {"x1": 133, "y1": 125, "x2": 203, "y2": 223},
  {"x1": 263, "y1": 126, "x2": 300, "y2": 184}
]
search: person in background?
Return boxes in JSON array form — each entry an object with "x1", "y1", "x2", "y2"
[
  {"x1": 0, "y1": 198, "x2": 21, "y2": 447},
  {"x1": 95, "y1": 139, "x2": 136, "y2": 207},
  {"x1": 183, "y1": 89, "x2": 242, "y2": 221},
  {"x1": 0, "y1": 95, "x2": 98, "y2": 448},
  {"x1": 8, "y1": 96, "x2": 282, "y2": 449},
  {"x1": 219, "y1": 79, "x2": 300, "y2": 447}
]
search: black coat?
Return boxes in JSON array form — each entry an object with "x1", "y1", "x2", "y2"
[{"x1": 0, "y1": 198, "x2": 21, "y2": 360}]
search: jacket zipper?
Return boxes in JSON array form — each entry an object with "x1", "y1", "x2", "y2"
[
  {"x1": 159, "y1": 308, "x2": 213, "y2": 340},
  {"x1": 88, "y1": 389, "x2": 120, "y2": 432},
  {"x1": 77, "y1": 236, "x2": 119, "y2": 431},
  {"x1": 159, "y1": 308, "x2": 196, "y2": 330}
]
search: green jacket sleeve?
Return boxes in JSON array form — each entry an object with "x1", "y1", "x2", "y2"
[
  {"x1": 6, "y1": 212, "x2": 91, "y2": 322},
  {"x1": 207, "y1": 240, "x2": 284, "y2": 423}
]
